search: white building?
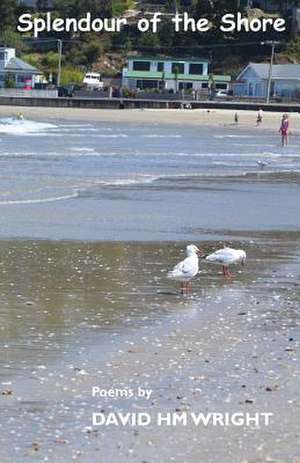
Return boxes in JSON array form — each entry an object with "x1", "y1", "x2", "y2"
[
  {"x1": 0, "y1": 47, "x2": 41, "y2": 89},
  {"x1": 233, "y1": 62, "x2": 300, "y2": 99},
  {"x1": 122, "y1": 56, "x2": 231, "y2": 93}
]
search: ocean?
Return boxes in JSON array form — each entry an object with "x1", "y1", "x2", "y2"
[{"x1": 0, "y1": 116, "x2": 299, "y2": 240}]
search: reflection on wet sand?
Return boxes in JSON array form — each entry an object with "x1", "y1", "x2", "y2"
[{"x1": 0, "y1": 237, "x2": 299, "y2": 462}]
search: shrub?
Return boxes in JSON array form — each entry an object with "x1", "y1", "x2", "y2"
[
  {"x1": 5, "y1": 74, "x2": 15, "y2": 88},
  {"x1": 60, "y1": 66, "x2": 85, "y2": 85}
]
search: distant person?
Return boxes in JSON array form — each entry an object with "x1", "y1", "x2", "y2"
[
  {"x1": 234, "y1": 112, "x2": 239, "y2": 124},
  {"x1": 256, "y1": 108, "x2": 263, "y2": 126},
  {"x1": 15, "y1": 112, "x2": 24, "y2": 120},
  {"x1": 279, "y1": 114, "x2": 289, "y2": 147}
]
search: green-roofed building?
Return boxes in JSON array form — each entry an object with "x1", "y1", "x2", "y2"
[{"x1": 122, "y1": 56, "x2": 231, "y2": 94}]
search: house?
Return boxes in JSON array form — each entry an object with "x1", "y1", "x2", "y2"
[
  {"x1": 233, "y1": 62, "x2": 300, "y2": 98},
  {"x1": 0, "y1": 47, "x2": 41, "y2": 89},
  {"x1": 17, "y1": 0, "x2": 54, "y2": 8},
  {"x1": 294, "y1": 7, "x2": 300, "y2": 32},
  {"x1": 248, "y1": 1, "x2": 295, "y2": 11},
  {"x1": 122, "y1": 56, "x2": 231, "y2": 93}
]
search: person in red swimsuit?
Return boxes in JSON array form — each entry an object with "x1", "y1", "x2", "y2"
[{"x1": 279, "y1": 114, "x2": 289, "y2": 147}]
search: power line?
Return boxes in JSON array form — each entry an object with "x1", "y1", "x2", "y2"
[{"x1": 109, "y1": 40, "x2": 282, "y2": 50}]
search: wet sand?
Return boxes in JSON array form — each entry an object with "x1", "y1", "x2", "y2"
[
  {"x1": 0, "y1": 104, "x2": 300, "y2": 131},
  {"x1": 0, "y1": 237, "x2": 299, "y2": 462}
]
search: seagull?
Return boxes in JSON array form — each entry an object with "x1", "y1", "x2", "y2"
[
  {"x1": 257, "y1": 160, "x2": 270, "y2": 169},
  {"x1": 205, "y1": 247, "x2": 246, "y2": 278},
  {"x1": 167, "y1": 244, "x2": 204, "y2": 294}
]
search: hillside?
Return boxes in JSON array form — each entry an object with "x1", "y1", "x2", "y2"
[{"x1": 0, "y1": 0, "x2": 298, "y2": 84}]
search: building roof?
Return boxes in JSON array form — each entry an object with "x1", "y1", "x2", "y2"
[
  {"x1": 127, "y1": 55, "x2": 210, "y2": 63},
  {"x1": 124, "y1": 70, "x2": 231, "y2": 82},
  {"x1": 4, "y1": 57, "x2": 40, "y2": 74},
  {"x1": 18, "y1": 0, "x2": 54, "y2": 7},
  {"x1": 240, "y1": 62, "x2": 300, "y2": 80}
]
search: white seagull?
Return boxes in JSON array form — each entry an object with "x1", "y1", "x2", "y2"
[
  {"x1": 205, "y1": 247, "x2": 246, "y2": 278},
  {"x1": 167, "y1": 244, "x2": 203, "y2": 294},
  {"x1": 257, "y1": 160, "x2": 270, "y2": 169}
]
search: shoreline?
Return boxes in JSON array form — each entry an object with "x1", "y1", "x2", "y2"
[{"x1": 0, "y1": 105, "x2": 299, "y2": 131}]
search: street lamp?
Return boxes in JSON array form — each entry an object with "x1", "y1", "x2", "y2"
[{"x1": 261, "y1": 40, "x2": 280, "y2": 104}]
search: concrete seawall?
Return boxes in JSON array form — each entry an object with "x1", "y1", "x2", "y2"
[{"x1": 0, "y1": 96, "x2": 300, "y2": 112}]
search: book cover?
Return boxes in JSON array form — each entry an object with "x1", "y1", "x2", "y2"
[{"x1": 0, "y1": 1, "x2": 299, "y2": 462}]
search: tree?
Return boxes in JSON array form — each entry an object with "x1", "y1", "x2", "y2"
[
  {"x1": 0, "y1": 0, "x2": 17, "y2": 31},
  {"x1": 82, "y1": 39, "x2": 103, "y2": 65},
  {"x1": 192, "y1": 0, "x2": 214, "y2": 19},
  {"x1": 0, "y1": 29, "x2": 23, "y2": 49},
  {"x1": 138, "y1": 32, "x2": 160, "y2": 50},
  {"x1": 41, "y1": 51, "x2": 61, "y2": 72},
  {"x1": 60, "y1": 66, "x2": 84, "y2": 85},
  {"x1": 54, "y1": 0, "x2": 111, "y2": 18},
  {"x1": 5, "y1": 73, "x2": 16, "y2": 88}
]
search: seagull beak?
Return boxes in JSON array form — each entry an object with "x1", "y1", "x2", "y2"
[{"x1": 197, "y1": 249, "x2": 205, "y2": 257}]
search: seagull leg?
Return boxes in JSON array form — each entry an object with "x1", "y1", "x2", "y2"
[
  {"x1": 181, "y1": 282, "x2": 184, "y2": 295},
  {"x1": 226, "y1": 267, "x2": 234, "y2": 278},
  {"x1": 188, "y1": 281, "x2": 192, "y2": 294},
  {"x1": 223, "y1": 266, "x2": 232, "y2": 278}
]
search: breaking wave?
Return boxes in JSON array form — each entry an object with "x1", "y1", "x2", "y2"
[{"x1": 0, "y1": 117, "x2": 57, "y2": 135}]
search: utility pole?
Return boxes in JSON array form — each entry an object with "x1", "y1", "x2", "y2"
[
  {"x1": 23, "y1": 37, "x2": 65, "y2": 88},
  {"x1": 174, "y1": 0, "x2": 178, "y2": 15},
  {"x1": 57, "y1": 39, "x2": 63, "y2": 87},
  {"x1": 262, "y1": 40, "x2": 280, "y2": 104}
]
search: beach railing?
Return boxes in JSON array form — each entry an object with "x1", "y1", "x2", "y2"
[{"x1": 0, "y1": 89, "x2": 58, "y2": 98}]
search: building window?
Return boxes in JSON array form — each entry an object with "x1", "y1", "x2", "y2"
[
  {"x1": 17, "y1": 75, "x2": 32, "y2": 83},
  {"x1": 172, "y1": 63, "x2": 184, "y2": 74},
  {"x1": 133, "y1": 61, "x2": 150, "y2": 71},
  {"x1": 189, "y1": 63, "x2": 203, "y2": 75},
  {"x1": 0, "y1": 51, "x2": 8, "y2": 65},
  {"x1": 179, "y1": 82, "x2": 193, "y2": 90},
  {"x1": 202, "y1": 83, "x2": 209, "y2": 89},
  {"x1": 157, "y1": 62, "x2": 164, "y2": 72},
  {"x1": 215, "y1": 83, "x2": 227, "y2": 89},
  {"x1": 136, "y1": 79, "x2": 158, "y2": 89}
]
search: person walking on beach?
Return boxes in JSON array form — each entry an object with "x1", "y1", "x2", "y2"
[
  {"x1": 256, "y1": 108, "x2": 263, "y2": 126},
  {"x1": 279, "y1": 114, "x2": 289, "y2": 147},
  {"x1": 234, "y1": 112, "x2": 239, "y2": 124}
]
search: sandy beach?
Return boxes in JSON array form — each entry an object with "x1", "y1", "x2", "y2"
[
  {"x1": 0, "y1": 104, "x2": 300, "y2": 131},
  {"x1": 0, "y1": 238, "x2": 299, "y2": 462}
]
